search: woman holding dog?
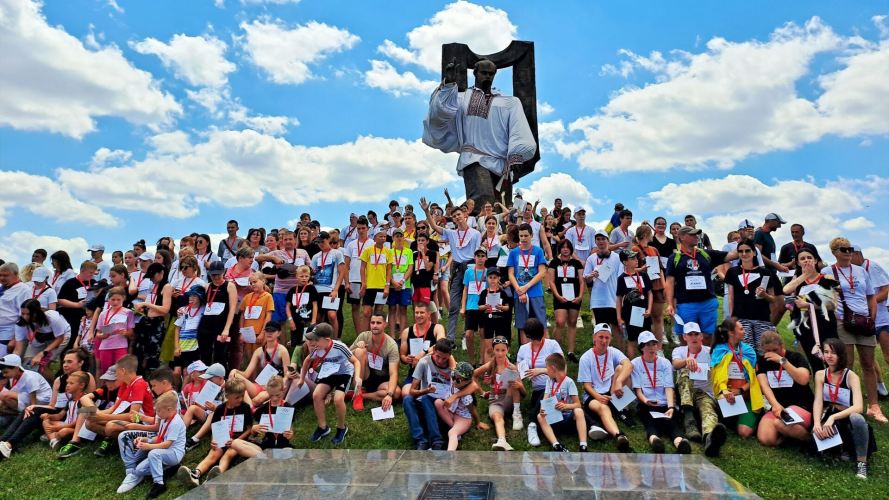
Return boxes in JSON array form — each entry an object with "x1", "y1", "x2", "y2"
[{"x1": 783, "y1": 248, "x2": 838, "y2": 372}]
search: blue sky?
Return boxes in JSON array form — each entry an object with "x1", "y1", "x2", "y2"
[{"x1": 1, "y1": 0, "x2": 887, "y2": 266}]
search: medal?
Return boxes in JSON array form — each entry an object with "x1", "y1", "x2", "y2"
[
  {"x1": 848, "y1": 289, "x2": 855, "y2": 295},
  {"x1": 563, "y1": 278, "x2": 568, "y2": 282},
  {"x1": 308, "y1": 368, "x2": 314, "y2": 374},
  {"x1": 488, "y1": 314, "x2": 493, "y2": 319},
  {"x1": 744, "y1": 290, "x2": 749, "y2": 295}
]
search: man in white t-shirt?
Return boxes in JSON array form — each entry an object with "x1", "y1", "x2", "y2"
[
  {"x1": 584, "y1": 231, "x2": 625, "y2": 350},
  {"x1": 344, "y1": 218, "x2": 372, "y2": 334},
  {"x1": 341, "y1": 213, "x2": 360, "y2": 248},
  {"x1": 0, "y1": 263, "x2": 31, "y2": 359},
  {"x1": 89, "y1": 243, "x2": 112, "y2": 282},
  {"x1": 670, "y1": 322, "x2": 725, "y2": 457},
  {"x1": 0, "y1": 354, "x2": 53, "y2": 417},
  {"x1": 312, "y1": 232, "x2": 347, "y2": 335},
  {"x1": 577, "y1": 324, "x2": 632, "y2": 451},
  {"x1": 564, "y1": 207, "x2": 596, "y2": 263}
]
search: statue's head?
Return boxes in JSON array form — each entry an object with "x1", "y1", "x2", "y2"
[{"x1": 472, "y1": 59, "x2": 497, "y2": 89}]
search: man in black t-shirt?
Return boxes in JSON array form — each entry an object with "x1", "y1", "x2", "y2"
[
  {"x1": 755, "y1": 331, "x2": 814, "y2": 447},
  {"x1": 777, "y1": 224, "x2": 821, "y2": 271},
  {"x1": 57, "y1": 261, "x2": 97, "y2": 352}
]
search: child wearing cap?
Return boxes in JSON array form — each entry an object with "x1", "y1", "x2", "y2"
[
  {"x1": 116, "y1": 392, "x2": 186, "y2": 499},
  {"x1": 294, "y1": 323, "x2": 361, "y2": 444},
  {"x1": 475, "y1": 336, "x2": 525, "y2": 450},
  {"x1": 537, "y1": 353, "x2": 592, "y2": 452},
  {"x1": 477, "y1": 269, "x2": 513, "y2": 365},
  {"x1": 178, "y1": 378, "x2": 253, "y2": 487},
  {"x1": 434, "y1": 361, "x2": 485, "y2": 450},
  {"x1": 673, "y1": 320, "x2": 726, "y2": 456},
  {"x1": 181, "y1": 361, "x2": 208, "y2": 412},
  {"x1": 460, "y1": 248, "x2": 488, "y2": 365},
  {"x1": 631, "y1": 331, "x2": 691, "y2": 454},
  {"x1": 172, "y1": 285, "x2": 205, "y2": 389},
  {"x1": 616, "y1": 249, "x2": 653, "y2": 358},
  {"x1": 238, "y1": 272, "x2": 274, "y2": 359},
  {"x1": 229, "y1": 321, "x2": 289, "y2": 404},
  {"x1": 577, "y1": 324, "x2": 633, "y2": 452}
]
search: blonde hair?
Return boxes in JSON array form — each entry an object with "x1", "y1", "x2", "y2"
[
  {"x1": 225, "y1": 377, "x2": 246, "y2": 395},
  {"x1": 179, "y1": 256, "x2": 201, "y2": 277},
  {"x1": 296, "y1": 265, "x2": 312, "y2": 276},
  {"x1": 107, "y1": 286, "x2": 126, "y2": 299},
  {"x1": 178, "y1": 247, "x2": 195, "y2": 260},
  {"x1": 760, "y1": 330, "x2": 784, "y2": 348},
  {"x1": 20, "y1": 262, "x2": 41, "y2": 282},
  {"x1": 266, "y1": 375, "x2": 284, "y2": 392},
  {"x1": 633, "y1": 224, "x2": 652, "y2": 244},
  {"x1": 155, "y1": 391, "x2": 178, "y2": 410},
  {"x1": 80, "y1": 260, "x2": 98, "y2": 272},
  {"x1": 829, "y1": 237, "x2": 851, "y2": 252}
]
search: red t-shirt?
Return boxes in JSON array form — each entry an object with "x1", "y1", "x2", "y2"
[{"x1": 112, "y1": 376, "x2": 155, "y2": 417}]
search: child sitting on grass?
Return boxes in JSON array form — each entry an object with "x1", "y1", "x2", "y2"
[
  {"x1": 41, "y1": 371, "x2": 91, "y2": 451},
  {"x1": 537, "y1": 353, "x2": 592, "y2": 452},
  {"x1": 230, "y1": 375, "x2": 294, "y2": 459},
  {"x1": 435, "y1": 361, "x2": 486, "y2": 450},
  {"x1": 177, "y1": 377, "x2": 252, "y2": 487},
  {"x1": 116, "y1": 392, "x2": 186, "y2": 499}
]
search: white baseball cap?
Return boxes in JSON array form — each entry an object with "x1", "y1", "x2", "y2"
[
  {"x1": 637, "y1": 331, "x2": 657, "y2": 345},
  {"x1": 199, "y1": 363, "x2": 225, "y2": 379},
  {"x1": 0, "y1": 354, "x2": 23, "y2": 369},
  {"x1": 593, "y1": 323, "x2": 611, "y2": 334},
  {"x1": 683, "y1": 322, "x2": 702, "y2": 334},
  {"x1": 31, "y1": 266, "x2": 52, "y2": 282},
  {"x1": 88, "y1": 243, "x2": 106, "y2": 252},
  {"x1": 138, "y1": 251, "x2": 155, "y2": 261}
]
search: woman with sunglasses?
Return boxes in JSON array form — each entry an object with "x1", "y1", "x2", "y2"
[
  {"x1": 724, "y1": 239, "x2": 782, "y2": 354},
  {"x1": 782, "y1": 248, "x2": 837, "y2": 371},
  {"x1": 821, "y1": 238, "x2": 884, "y2": 423}
]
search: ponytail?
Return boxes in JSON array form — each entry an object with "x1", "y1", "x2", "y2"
[{"x1": 711, "y1": 317, "x2": 740, "y2": 347}]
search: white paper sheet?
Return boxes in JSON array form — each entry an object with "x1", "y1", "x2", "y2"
[
  {"x1": 645, "y1": 256, "x2": 661, "y2": 279},
  {"x1": 609, "y1": 386, "x2": 636, "y2": 412},
  {"x1": 596, "y1": 263, "x2": 613, "y2": 283},
  {"x1": 814, "y1": 427, "x2": 843, "y2": 451},
  {"x1": 409, "y1": 338, "x2": 429, "y2": 357},
  {"x1": 211, "y1": 420, "x2": 232, "y2": 447},
  {"x1": 689, "y1": 367, "x2": 710, "y2": 381},
  {"x1": 485, "y1": 293, "x2": 502, "y2": 307},
  {"x1": 322, "y1": 296, "x2": 341, "y2": 310},
  {"x1": 561, "y1": 284, "x2": 575, "y2": 302},
  {"x1": 374, "y1": 292, "x2": 387, "y2": 305},
  {"x1": 239, "y1": 326, "x2": 257, "y2": 344},
  {"x1": 194, "y1": 381, "x2": 222, "y2": 407},
  {"x1": 540, "y1": 397, "x2": 563, "y2": 424},
  {"x1": 77, "y1": 424, "x2": 97, "y2": 441},
  {"x1": 285, "y1": 382, "x2": 310, "y2": 405},
  {"x1": 499, "y1": 368, "x2": 520, "y2": 383},
  {"x1": 781, "y1": 407, "x2": 805, "y2": 425},
  {"x1": 371, "y1": 407, "x2": 395, "y2": 421},
  {"x1": 254, "y1": 364, "x2": 277, "y2": 387},
  {"x1": 649, "y1": 411, "x2": 670, "y2": 419},
  {"x1": 429, "y1": 382, "x2": 450, "y2": 400},
  {"x1": 630, "y1": 306, "x2": 646, "y2": 327},
  {"x1": 718, "y1": 397, "x2": 748, "y2": 418}
]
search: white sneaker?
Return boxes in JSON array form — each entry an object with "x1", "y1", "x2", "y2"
[
  {"x1": 878, "y1": 383, "x2": 889, "y2": 397},
  {"x1": 0, "y1": 442, "x2": 11, "y2": 458},
  {"x1": 527, "y1": 423, "x2": 541, "y2": 447},
  {"x1": 588, "y1": 426, "x2": 608, "y2": 441},
  {"x1": 576, "y1": 316, "x2": 584, "y2": 328},
  {"x1": 512, "y1": 410, "x2": 524, "y2": 430},
  {"x1": 492, "y1": 438, "x2": 513, "y2": 451},
  {"x1": 462, "y1": 337, "x2": 467, "y2": 351},
  {"x1": 117, "y1": 473, "x2": 143, "y2": 493}
]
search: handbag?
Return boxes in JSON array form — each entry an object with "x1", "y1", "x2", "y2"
[{"x1": 831, "y1": 265, "x2": 875, "y2": 336}]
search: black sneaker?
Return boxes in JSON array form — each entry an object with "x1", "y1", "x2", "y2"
[
  {"x1": 414, "y1": 440, "x2": 430, "y2": 450},
  {"x1": 649, "y1": 437, "x2": 665, "y2": 453},
  {"x1": 619, "y1": 410, "x2": 637, "y2": 428},
  {"x1": 567, "y1": 352, "x2": 579, "y2": 363},
  {"x1": 616, "y1": 433, "x2": 631, "y2": 453},
  {"x1": 676, "y1": 438, "x2": 692, "y2": 454},
  {"x1": 146, "y1": 482, "x2": 167, "y2": 499},
  {"x1": 331, "y1": 426, "x2": 348, "y2": 444},
  {"x1": 579, "y1": 444, "x2": 589, "y2": 453},
  {"x1": 58, "y1": 442, "x2": 82, "y2": 459},
  {"x1": 177, "y1": 466, "x2": 200, "y2": 487},
  {"x1": 704, "y1": 423, "x2": 727, "y2": 458},
  {"x1": 856, "y1": 461, "x2": 868, "y2": 480},
  {"x1": 552, "y1": 443, "x2": 569, "y2": 452},
  {"x1": 309, "y1": 426, "x2": 331, "y2": 442},
  {"x1": 185, "y1": 436, "x2": 201, "y2": 452},
  {"x1": 94, "y1": 439, "x2": 113, "y2": 457},
  {"x1": 431, "y1": 442, "x2": 445, "y2": 451}
]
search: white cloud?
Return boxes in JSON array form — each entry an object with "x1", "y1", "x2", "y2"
[
  {"x1": 380, "y1": 1, "x2": 517, "y2": 72},
  {"x1": 186, "y1": 87, "x2": 228, "y2": 115},
  {"x1": 90, "y1": 148, "x2": 132, "y2": 169},
  {"x1": 519, "y1": 173, "x2": 597, "y2": 213},
  {"x1": 131, "y1": 34, "x2": 236, "y2": 88},
  {"x1": 646, "y1": 174, "x2": 888, "y2": 244},
  {"x1": 874, "y1": 15, "x2": 889, "y2": 39},
  {"x1": 863, "y1": 247, "x2": 889, "y2": 272},
  {"x1": 104, "y1": 0, "x2": 123, "y2": 13},
  {"x1": 840, "y1": 216, "x2": 875, "y2": 231},
  {"x1": 57, "y1": 130, "x2": 457, "y2": 218},
  {"x1": 0, "y1": 0, "x2": 181, "y2": 138},
  {"x1": 537, "y1": 102, "x2": 555, "y2": 116},
  {"x1": 238, "y1": 19, "x2": 360, "y2": 85},
  {"x1": 364, "y1": 60, "x2": 438, "y2": 96},
  {"x1": 0, "y1": 231, "x2": 90, "y2": 267},
  {"x1": 227, "y1": 104, "x2": 295, "y2": 135},
  {"x1": 561, "y1": 17, "x2": 889, "y2": 173},
  {"x1": 0, "y1": 170, "x2": 118, "y2": 228},
  {"x1": 147, "y1": 131, "x2": 192, "y2": 155}
]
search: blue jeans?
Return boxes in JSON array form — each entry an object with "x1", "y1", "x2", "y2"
[
  {"x1": 403, "y1": 394, "x2": 442, "y2": 446},
  {"x1": 675, "y1": 298, "x2": 719, "y2": 335},
  {"x1": 119, "y1": 431, "x2": 183, "y2": 483}
]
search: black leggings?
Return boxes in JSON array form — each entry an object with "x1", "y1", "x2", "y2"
[
  {"x1": 134, "y1": 317, "x2": 166, "y2": 375},
  {"x1": 0, "y1": 407, "x2": 62, "y2": 446},
  {"x1": 637, "y1": 404, "x2": 683, "y2": 441}
]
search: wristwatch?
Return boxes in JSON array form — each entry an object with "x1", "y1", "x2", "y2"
[
  {"x1": 43, "y1": 350, "x2": 51, "y2": 357},
  {"x1": 779, "y1": 357, "x2": 787, "y2": 366},
  {"x1": 386, "y1": 392, "x2": 395, "y2": 398}
]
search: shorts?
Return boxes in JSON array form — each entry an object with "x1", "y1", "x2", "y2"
[
  {"x1": 362, "y1": 288, "x2": 385, "y2": 307},
  {"x1": 761, "y1": 405, "x2": 812, "y2": 428},
  {"x1": 652, "y1": 289, "x2": 666, "y2": 304},
  {"x1": 591, "y1": 308, "x2": 618, "y2": 325},
  {"x1": 388, "y1": 288, "x2": 412, "y2": 307},
  {"x1": 24, "y1": 333, "x2": 71, "y2": 361},
  {"x1": 347, "y1": 283, "x2": 362, "y2": 305},
  {"x1": 364, "y1": 371, "x2": 390, "y2": 392},
  {"x1": 553, "y1": 295, "x2": 581, "y2": 311},
  {"x1": 272, "y1": 293, "x2": 289, "y2": 321},
  {"x1": 725, "y1": 398, "x2": 760, "y2": 429},
  {"x1": 316, "y1": 373, "x2": 352, "y2": 392},
  {"x1": 625, "y1": 321, "x2": 651, "y2": 342},
  {"x1": 837, "y1": 322, "x2": 878, "y2": 347},
  {"x1": 439, "y1": 266, "x2": 451, "y2": 282},
  {"x1": 483, "y1": 318, "x2": 511, "y2": 340},
  {"x1": 515, "y1": 295, "x2": 548, "y2": 330},
  {"x1": 412, "y1": 288, "x2": 431, "y2": 303},
  {"x1": 465, "y1": 310, "x2": 485, "y2": 331},
  {"x1": 674, "y1": 298, "x2": 719, "y2": 335},
  {"x1": 169, "y1": 349, "x2": 201, "y2": 369},
  {"x1": 487, "y1": 393, "x2": 513, "y2": 418}
]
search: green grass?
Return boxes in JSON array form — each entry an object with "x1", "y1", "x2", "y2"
[{"x1": 0, "y1": 296, "x2": 885, "y2": 500}]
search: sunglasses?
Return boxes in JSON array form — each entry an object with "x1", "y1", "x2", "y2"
[
  {"x1": 837, "y1": 247, "x2": 855, "y2": 253},
  {"x1": 453, "y1": 377, "x2": 466, "y2": 383},
  {"x1": 492, "y1": 338, "x2": 509, "y2": 346},
  {"x1": 417, "y1": 226, "x2": 428, "y2": 230},
  {"x1": 737, "y1": 249, "x2": 754, "y2": 254}
]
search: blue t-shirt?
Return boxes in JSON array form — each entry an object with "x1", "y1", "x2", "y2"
[
  {"x1": 506, "y1": 245, "x2": 546, "y2": 298},
  {"x1": 462, "y1": 267, "x2": 488, "y2": 309}
]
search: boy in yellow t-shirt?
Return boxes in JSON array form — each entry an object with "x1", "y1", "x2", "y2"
[
  {"x1": 238, "y1": 272, "x2": 274, "y2": 358},
  {"x1": 360, "y1": 231, "x2": 393, "y2": 320}
]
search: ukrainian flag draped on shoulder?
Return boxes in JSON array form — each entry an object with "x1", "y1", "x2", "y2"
[{"x1": 711, "y1": 342, "x2": 763, "y2": 411}]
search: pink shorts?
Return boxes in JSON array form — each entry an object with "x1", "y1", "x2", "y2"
[
  {"x1": 762, "y1": 405, "x2": 812, "y2": 427},
  {"x1": 97, "y1": 347, "x2": 128, "y2": 374}
]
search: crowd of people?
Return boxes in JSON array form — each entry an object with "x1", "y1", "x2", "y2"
[{"x1": 0, "y1": 190, "x2": 885, "y2": 498}]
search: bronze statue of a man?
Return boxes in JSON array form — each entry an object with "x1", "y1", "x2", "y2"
[{"x1": 422, "y1": 58, "x2": 537, "y2": 209}]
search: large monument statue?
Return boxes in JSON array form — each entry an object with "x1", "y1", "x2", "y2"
[{"x1": 422, "y1": 41, "x2": 540, "y2": 209}]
